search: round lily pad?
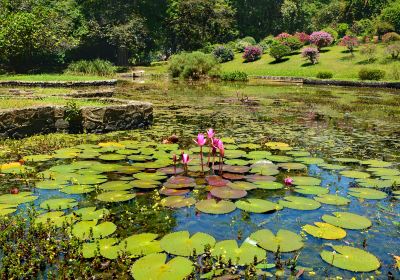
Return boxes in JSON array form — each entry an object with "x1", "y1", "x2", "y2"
[
  {"x1": 238, "y1": 143, "x2": 261, "y2": 150},
  {"x1": 121, "y1": 233, "x2": 162, "y2": 257},
  {"x1": 82, "y1": 238, "x2": 121, "y2": 259},
  {"x1": 254, "y1": 181, "x2": 284, "y2": 190},
  {"x1": 265, "y1": 155, "x2": 293, "y2": 163},
  {"x1": 131, "y1": 253, "x2": 193, "y2": 280},
  {"x1": 222, "y1": 165, "x2": 250, "y2": 174},
  {"x1": 160, "y1": 231, "x2": 216, "y2": 256},
  {"x1": 292, "y1": 176, "x2": 321, "y2": 186},
  {"x1": 161, "y1": 196, "x2": 196, "y2": 208},
  {"x1": 73, "y1": 207, "x2": 110, "y2": 220},
  {"x1": 367, "y1": 167, "x2": 399, "y2": 177},
  {"x1": 277, "y1": 162, "x2": 307, "y2": 170},
  {"x1": 249, "y1": 229, "x2": 303, "y2": 253},
  {"x1": 318, "y1": 163, "x2": 347, "y2": 170},
  {"x1": 166, "y1": 176, "x2": 196, "y2": 188},
  {"x1": 265, "y1": 142, "x2": 291, "y2": 150},
  {"x1": 210, "y1": 187, "x2": 247, "y2": 199},
  {"x1": 23, "y1": 154, "x2": 53, "y2": 162},
  {"x1": 295, "y1": 157, "x2": 324, "y2": 165},
  {"x1": 35, "y1": 211, "x2": 74, "y2": 227},
  {"x1": 224, "y1": 150, "x2": 246, "y2": 159},
  {"x1": 195, "y1": 199, "x2": 236, "y2": 214},
  {"x1": 314, "y1": 194, "x2": 351, "y2": 206},
  {"x1": 340, "y1": 170, "x2": 370, "y2": 179},
  {"x1": 361, "y1": 159, "x2": 392, "y2": 167},
  {"x1": 99, "y1": 181, "x2": 134, "y2": 191},
  {"x1": 72, "y1": 220, "x2": 117, "y2": 240},
  {"x1": 245, "y1": 175, "x2": 276, "y2": 182},
  {"x1": 356, "y1": 178, "x2": 394, "y2": 189},
  {"x1": 279, "y1": 196, "x2": 321, "y2": 210},
  {"x1": 71, "y1": 174, "x2": 108, "y2": 185},
  {"x1": 224, "y1": 159, "x2": 250, "y2": 166},
  {"x1": 246, "y1": 151, "x2": 271, "y2": 160},
  {"x1": 320, "y1": 245, "x2": 380, "y2": 272},
  {"x1": 322, "y1": 212, "x2": 371, "y2": 230},
  {"x1": 294, "y1": 186, "x2": 329, "y2": 195},
  {"x1": 159, "y1": 188, "x2": 190, "y2": 196},
  {"x1": 134, "y1": 172, "x2": 167, "y2": 181},
  {"x1": 131, "y1": 180, "x2": 160, "y2": 189},
  {"x1": 227, "y1": 181, "x2": 257, "y2": 190},
  {"x1": 286, "y1": 151, "x2": 310, "y2": 157},
  {"x1": 205, "y1": 176, "x2": 230, "y2": 187},
  {"x1": 0, "y1": 192, "x2": 38, "y2": 205},
  {"x1": 61, "y1": 185, "x2": 95, "y2": 194},
  {"x1": 222, "y1": 173, "x2": 244, "y2": 180},
  {"x1": 235, "y1": 199, "x2": 282, "y2": 213},
  {"x1": 0, "y1": 204, "x2": 17, "y2": 216},
  {"x1": 40, "y1": 198, "x2": 78, "y2": 210},
  {"x1": 35, "y1": 180, "x2": 65, "y2": 190},
  {"x1": 348, "y1": 188, "x2": 387, "y2": 200},
  {"x1": 96, "y1": 191, "x2": 136, "y2": 202},
  {"x1": 157, "y1": 166, "x2": 184, "y2": 175},
  {"x1": 212, "y1": 239, "x2": 266, "y2": 265},
  {"x1": 303, "y1": 222, "x2": 346, "y2": 240},
  {"x1": 334, "y1": 158, "x2": 360, "y2": 164}
]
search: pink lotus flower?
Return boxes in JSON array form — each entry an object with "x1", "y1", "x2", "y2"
[
  {"x1": 216, "y1": 139, "x2": 224, "y2": 157},
  {"x1": 207, "y1": 128, "x2": 215, "y2": 139},
  {"x1": 182, "y1": 153, "x2": 190, "y2": 164},
  {"x1": 194, "y1": 133, "x2": 207, "y2": 146},
  {"x1": 284, "y1": 177, "x2": 293, "y2": 186}
]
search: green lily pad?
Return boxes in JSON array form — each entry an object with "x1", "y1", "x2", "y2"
[
  {"x1": 245, "y1": 151, "x2": 271, "y2": 160},
  {"x1": 265, "y1": 142, "x2": 291, "y2": 150},
  {"x1": 35, "y1": 180, "x2": 65, "y2": 190},
  {"x1": 277, "y1": 162, "x2": 307, "y2": 170},
  {"x1": 361, "y1": 159, "x2": 392, "y2": 168},
  {"x1": 348, "y1": 188, "x2": 387, "y2": 199},
  {"x1": 320, "y1": 245, "x2": 380, "y2": 272},
  {"x1": 235, "y1": 199, "x2": 282, "y2": 213},
  {"x1": 70, "y1": 174, "x2": 108, "y2": 185},
  {"x1": 222, "y1": 165, "x2": 250, "y2": 173},
  {"x1": 245, "y1": 174, "x2": 276, "y2": 182},
  {"x1": 40, "y1": 198, "x2": 77, "y2": 210},
  {"x1": 82, "y1": 238, "x2": 121, "y2": 259},
  {"x1": 131, "y1": 180, "x2": 160, "y2": 189},
  {"x1": 295, "y1": 157, "x2": 324, "y2": 165},
  {"x1": 0, "y1": 204, "x2": 17, "y2": 216},
  {"x1": 286, "y1": 151, "x2": 310, "y2": 157},
  {"x1": 161, "y1": 231, "x2": 216, "y2": 256},
  {"x1": 254, "y1": 181, "x2": 284, "y2": 190},
  {"x1": 356, "y1": 178, "x2": 394, "y2": 189},
  {"x1": 96, "y1": 191, "x2": 136, "y2": 202},
  {"x1": 294, "y1": 186, "x2": 329, "y2": 195},
  {"x1": 195, "y1": 199, "x2": 236, "y2": 214},
  {"x1": 227, "y1": 181, "x2": 257, "y2": 190},
  {"x1": 340, "y1": 170, "x2": 370, "y2": 179},
  {"x1": 314, "y1": 194, "x2": 351, "y2": 205},
  {"x1": 302, "y1": 222, "x2": 346, "y2": 240},
  {"x1": 121, "y1": 233, "x2": 162, "y2": 257},
  {"x1": 292, "y1": 176, "x2": 321, "y2": 186},
  {"x1": 99, "y1": 181, "x2": 134, "y2": 191},
  {"x1": 134, "y1": 172, "x2": 167, "y2": 181},
  {"x1": 161, "y1": 196, "x2": 196, "y2": 208},
  {"x1": 238, "y1": 143, "x2": 261, "y2": 150},
  {"x1": 367, "y1": 167, "x2": 400, "y2": 177},
  {"x1": 318, "y1": 163, "x2": 347, "y2": 170},
  {"x1": 72, "y1": 220, "x2": 117, "y2": 240},
  {"x1": 35, "y1": 211, "x2": 74, "y2": 227},
  {"x1": 212, "y1": 239, "x2": 266, "y2": 265},
  {"x1": 73, "y1": 207, "x2": 110, "y2": 220},
  {"x1": 61, "y1": 185, "x2": 95, "y2": 194},
  {"x1": 90, "y1": 163, "x2": 122, "y2": 172},
  {"x1": 131, "y1": 253, "x2": 193, "y2": 280},
  {"x1": 334, "y1": 158, "x2": 360, "y2": 164},
  {"x1": 249, "y1": 229, "x2": 303, "y2": 253},
  {"x1": 23, "y1": 154, "x2": 53, "y2": 162},
  {"x1": 0, "y1": 192, "x2": 38, "y2": 205},
  {"x1": 322, "y1": 212, "x2": 371, "y2": 230},
  {"x1": 250, "y1": 166, "x2": 279, "y2": 176},
  {"x1": 265, "y1": 155, "x2": 293, "y2": 163},
  {"x1": 210, "y1": 187, "x2": 247, "y2": 199},
  {"x1": 224, "y1": 150, "x2": 246, "y2": 159},
  {"x1": 279, "y1": 196, "x2": 321, "y2": 210},
  {"x1": 224, "y1": 159, "x2": 250, "y2": 166}
]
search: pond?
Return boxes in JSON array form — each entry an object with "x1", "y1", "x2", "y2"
[{"x1": 0, "y1": 80, "x2": 399, "y2": 279}]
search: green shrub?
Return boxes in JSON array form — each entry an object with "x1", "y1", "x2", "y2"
[
  {"x1": 241, "y1": 36, "x2": 257, "y2": 45},
  {"x1": 65, "y1": 59, "x2": 116, "y2": 76},
  {"x1": 336, "y1": 23, "x2": 349, "y2": 37},
  {"x1": 235, "y1": 40, "x2": 252, "y2": 52},
  {"x1": 220, "y1": 71, "x2": 248, "y2": 81},
  {"x1": 212, "y1": 45, "x2": 235, "y2": 63},
  {"x1": 382, "y1": 32, "x2": 400, "y2": 43},
  {"x1": 390, "y1": 62, "x2": 400, "y2": 80},
  {"x1": 168, "y1": 51, "x2": 219, "y2": 79},
  {"x1": 358, "y1": 68, "x2": 386, "y2": 81},
  {"x1": 360, "y1": 44, "x2": 377, "y2": 61},
  {"x1": 269, "y1": 42, "x2": 291, "y2": 61},
  {"x1": 316, "y1": 71, "x2": 333, "y2": 79},
  {"x1": 385, "y1": 42, "x2": 400, "y2": 59},
  {"x1": 280, "y1": 36, "x2": 303, "y2": 51},
  {"x1": 322, "y1": 27, "x2": 338, "y2": 41},
  {"x1": 259, "y1": 36, "x2": 276, "y2": 52},
  {"x1": 201, "y1": 43, "x2": 221, "y2": 54}
]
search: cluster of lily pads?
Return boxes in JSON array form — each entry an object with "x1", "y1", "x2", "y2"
[{"x1": 0, "y1": 130, "x2": 399, "y2": 278}]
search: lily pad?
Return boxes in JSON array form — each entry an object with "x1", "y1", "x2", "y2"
[
  {"x1": 314, "y1": 194, "x2": 351, "y2": 206},
  {"x1": 348, "y1": 188, "x2": 387, "y2": 200},
  {"x1": 246, "y1": 151, "x2": 271, "y2": 160},
  {"x1": 291, "y1": 176, "x2": 321, "y2": 186},
  {"x1": 224, "y1": 150, "x2": 246, "y2": 159},
  {"x1": 73, "y1": 207, "x2": 110, "y2": 220},
  {"x1": 195, "y1": 199, "x2": 236, "y2": 214},
  {"x1": 361, "y1": 159, "x2": 392, "y2": 168},
  {"x1": 160, "y1": 231, "x2": 216, "y2": 256},
  {"x1": 130, "y1": 253, "x2": 193, "y2": 280},
  {"x1": 222, "y1": 165, "x2": 250, "y2": 174},
  {"x1": 322, "y1": 212, "x2": 371, "y2": 230},
  {"x1": 277, "y1": 162, "x2": 307, "y2": 170},
  {"x1": 212, "y1": 239, "x2": 266, "y2": 265},
  {"x1": 205, "y1": 176, "x2": 230, "y2": 187},
  {"x1": 320, "y1": 245, "x2": 380, "y2": 272},
  {"x1": 245, "y1": 175, "x2": 276, "y2": 183},
  {"x1": 72, "y1": 220, "x2": 117, "y2": 240},
  {"x1": 121, "y1": 233, "x2": 162, "y2": 257},
  {"x1": 295, "y1": 157, "x2": 324, "y2": 165},
  {"x1": 286, "y1": 151, "x2": 310, "y2": 157},
  {"x1": 99, "y1": 181, "x2": 134, "y2": 191},
  {"x1": 302, "y1": 222, "x2": 346, "y2": 240},
  {"x1": 340, "y1": 170, "x2": 370, "y2": 179},
  {"x1": 318, "y1": 163, "x2": 347, "y2": 170},
  {"x1": 0, "y1": 192, "x2": 38, "y2": 205},
  {"x1": 159, "y1": 188, "x2": 190, "y2": 196},
  {"x1": 235, "y1": 199, "x2": 282, "y2": 213},
  {"x1": 224, "y1": 159, "x2": 250, "y2": 166},
  {"x1": 23, "y1": 154, "x2": 53, "y2": 162},
  {"x1": 265, "y1": 142, "x2": 291, "y2": 150},
  {"x1": 0, "y1": 204, "x2": 17, "y2": 216},
  {"x1": 265, "y1": 155, "x2": 293, "y2": 163},
  {"x1": 279, "y1": 196, "x2": 321, "y2": 210},
  {"x1": 134, "y1": 172, "x2": 167, "y2": 181},
  {"x1": 367, "y1": 167, "x2": 399, "y2": 177},
  {"x1": 35, "y1": 211, "x2": 74, "y2": 227},
  {"x1": 161, "y1": 196, "x2": 196, "y2": 208},
  {"x1": 334, "y1": 158, "x2": 360, "y2": 164},
  {"x1": 294, "y1": 186, "x2": 329, "y2": 195},
  {"x1": 356, "y1": 178, "x2": 394, "y2": 189},
  {"x1": 82, "y1": 238, "x2": 121, "y2": 259},
  {"x1": 40, "y1": 198, "x2": 77, "y2": 210},
  {"x1": 210, "y1": 187, "x2": 247, "y2": 199},
  {"x1": 254, "y1": 181, "x2": 284, "y2": 190},
  {"x1": 227, "y1": 181, "x2": 257, "y2": 190},
  {"x1": 249, "y1": 229, "x2": 303, "y2": 253},
  {"x1": 96, "y1": 191, "x2": 136, "y2": 202},
  {"x1": 35, "y1": 180, "x2": 65, "y2": 190},
  {"x1": 61, "y1": 185, "x2": 95, "y2": 194},
  {"x1": 131, "y1": 180, "x2": 160, "y2": 189}
]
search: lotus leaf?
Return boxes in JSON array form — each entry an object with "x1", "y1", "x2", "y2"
[
  {"x1": 128, "y1": 155, "x2": 152, "y2": 162},
  {"x1": 161, "y1": 231, "x2": 215, "y2": 256},
  {"x1": 40, "y1": 198, "x2": 78, "y2": 210},
  {"x1": 134, "y1": 172, "x2": 167, "y2": 181},
  {"x1": 250, "y1": 166, "x2": 279, "y2": 176},
  {"x1": 99, "y1": 154, "x2": 126, "y2": 161},
  {"x1": 222, "y1": 165, "x2": 250, "y2": 173},
  {"x1": 118, "y1": 166, "x2": 144, "y2": 174},
  {"x1": 254, "y1": 181, "x2": 284, "y2": 190},
  {"x1": 367, "y1": 167, "x2": 399, "y2": 177},
  {"x1": 235, "y1": 199, "x2": 282, "y2": 213},
  {"x1": 0, "y1": 192, "x2": 38, "y2": 205},
  {"x1": 222, "y1": 173, "x2": 244, "y2": 180},
  {"x1": 70, "y1": 174, "x2": 108, "y2": 185},
  {"x1": 249, "y1": 229, "x2": 303, "y2": 253},
  {"x1": 96, "y1": 191, "x2": 136, "y2": 202},
  {"x1": 211, "y1": 239, "x2": 266, "y2": 265},
  {"x1": 320, "y1": 245, "x2": 380, "y2": 272},
  {"x1": 130, "y1": 253, "x2": 193, "y2": 280},
  {"x1": 98, "y1": 142, "x2": 125, "y2": 148},
  {"x1": 224, "y1": 159, "x2": 249, "y2": 166},
  {"x1": 72, "y1": 220, "x2": 117, "y2": 240},
  {"x1": 277, "y1": 162, "x2": 307, "y2": 170},
  {"x1": 121, "y1": 233, "x2": 162, "y2": 257},
  {"x1": 131, "y1": 180, "x2": 160, "y2": 189},
  {"x1": 205, "y1": 176, "x2": 229, "y2": 187},
  {"x1": 340, "y1": 170, "x2": 370, "y2": 179},
  {"x1": 23, "y1": 154, "x2": 53, "y2": 162},
  {"x1": 82, "y1": 238, "x2": 121, "y2": 259},
  {"x1": 361, "y1": 159, "x2": 392, "y2": 168},
  {"x1": 224, "y1": 150, "x2": 246, "y2": 159},
  {"x1": 318, "y1": 163, "x2": 347, "y2": 170},
  {"x1": 35, "y1": 211, "x2": 74, "y2": 227},
  {"x1": 356, "y1": 178, "x2": 394, "y2": 189},
  {"x1": 245, "y1": 151, "x2": 271, "y2": 160},
  {"x1": 245, "y1": 175, "x2": 276, "y2": 182},
  {"x1": 35, "y1": 180, "x2": 65, "y2": 190},
  {"x1": 210, "y1": 187, "x2": 247, "y2": 199},
  {"x1": 220, "y1": 137, "x2": 235, "y2": 144},
  {"x1": 279, "y1": 196, "x2": 321, "y2": 210},
  {"x1": 265, "y1": 142, "x2": 290, "y2": 150},
  {"x1": 334, "y1": 158, "x2": 360, "y2": 164},
  {"x1": 90, "y1": 163, "x2": 122, "y2": 172},
  {"x1": 314, "y1": 194, "x2": 350, "y2": 205},
  {"x1": 159, "y1": 188, "x2": 190, "y2": 196},
  {"x1": 0, "y1": 204, "x2": 17, "y2": 216},
  {"x1": 294, "y1": 186, "x2": 329, "y2": 195},
  {"x1": 195, "y1": 199, "x2": 236, "y2": 214},
  {"x1": 292, "y1": 176, "x2": 321, "y2": 186},
  {"x1": 302, "y1": 222, "x2": 346, "y2": 239},
  {"x1": 295, "y1": 157, "x2": 324, "y2": 165},
  {"x1": 286, "y1": 151, "x2": 310, "y2": 157},
  {"x1": 73, "y1": 207, "x2": 110, "y2": 220},
  {"x1": 161, "y1": 196, "x2": 196, "y2": 208},
  {"x1": 157, "y1": 167, "x2": 184, "y2": 175},
  {"x1": 116, "y1": 149, "x2": 139, "y2": 155},
  {"x1": 188, "y1": 165, "x2": 210, "y2": 172},
  {"x1": 99, "y1": 181, "x2": 134, "y2": 191},
  {"x1": 227, "y1": 181, "x2": 257, "y2": 190},
  {"x1": 265, "y1": 155, "x2": 292, "y2": 163},
  {"x1": 322, "y1": 212, "x2": 371, "y2": 229},
  {"x1": 348, "y1": 188, "x2": 387, "y2": 199},
  {"x1": 238, "y1": 143, "x2": 261, "y2": 150},
  {"x1": 61, "y1": 185, "x2": 95, "y2": 194}
]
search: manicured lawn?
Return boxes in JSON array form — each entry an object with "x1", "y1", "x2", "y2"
[
  {"x1": 0, "y1": 97, "x2": 110, "y2": 109},
  {"x1": 0, "y1": 74, "x2": 112, "y2": 82},
  {"x1": 221, "y1": 45, "x2": 400, "y2": 81}
]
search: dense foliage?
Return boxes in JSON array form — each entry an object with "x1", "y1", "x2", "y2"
[
  {"x1": 242, "y1": 46, "x2": 263, "y2": 62},
  {"x1": 212, "y1": 46, "x2": 235, "y2": 63},
  {"x1": 168, "y1": 52, "x2": 219, "y2": 79},
  {"x1": 358, "y1": 68, "x2": 386, "y2": 80},
  {"x1": 302, "y1": 47, "x2": 320, "y2": 64}
]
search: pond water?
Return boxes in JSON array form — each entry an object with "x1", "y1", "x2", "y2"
[{"x1": 1, "y1": 80, "x2": 399, "y2": 279}]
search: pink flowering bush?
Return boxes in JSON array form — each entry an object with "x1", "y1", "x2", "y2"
[
  {"x1": 243, "y1": 45, "x2": 263, "y2": 62},
  {"x1": 294, "y1": 32, "x2": 310, "y2": 44},
  {"x1": 339, "y1": 35, "x2": 359, "y2": 54},
  {"x1": 309, "y1": 31, "x2": 333, "y2": 50},
  {"x1": 275, "y1": 32, "x2": 291, "y2": 40},
  {"x1": 302, "y1": 47, "x2": 320, "y2": 64}
]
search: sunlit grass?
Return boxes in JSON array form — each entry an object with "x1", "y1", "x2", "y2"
[
  {"x1": 0, "y1": 97, "x2": 109, "y2": 109},
  {"x1": 0, "y1": 74, "x2": 112, "y2": 82}
]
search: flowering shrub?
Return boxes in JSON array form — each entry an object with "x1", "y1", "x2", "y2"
[
  {"x1": 385, "y1": 42, "x2": 400, "y2": 59},
  {"x1": 360, "y1": 44, "x2": 377, "y2": 62},
  {"x1": 339, "y1": 35, "x2": 359, "y2": 54},
  {"x1": 280, "y1": 36, "x2": 303, "y2": 51},
  {"x1": 235, "y1": 40, "x2": 251, "y2": 52},
  {"x1": 382, "y1": 32, "x2": 400, "y2": 43},
  {"x1": 301, "y1": 47, "x2": 320, "y2": 64},
  {"x1": 294, "y1": 32, "x2": 310, "y2": 44},
  {"x1": 275, "y1": 32, "x2": 291, "y2": 40},
  {"x1": 269, "y1": 42, "x2": 291, "y2": 61},
  {"x1": 243, "y1": 45, "x2": 262, "y2": 62},
  {"x1": 309, "y1": 31, "x2": 333, "y2": 50},
  {"x1": 212, "y1": 45, "x2": 234, "y2": 63}
]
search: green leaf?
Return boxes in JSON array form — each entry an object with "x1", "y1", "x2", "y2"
[
  {"x1": 72, "y1": 207, "x2": 110, "y2": 220},
  {"x1": 302, "y1": 222, "x2": 346, "y2": 239},
  {"x1": 160, "y1": 231, "x2": 216, "y2": 256},
  {"x1": 249, "y1": 229, "x2": 303, "y2": 253},
  {"x1": 294, "y1": 186, "x2": 329, "y2": 195},
  {"x1": 82, "y1": 238, "x2": 121, "y2": 259},
  {"x1": 195, "y1": 199, "x2": 236, "y2": 214},
  {"x1": 96, "y1": 191, "x2": 136, "y2": 202},
  {"x1": 235, "y1": 199, "x2": 282, "y2": 213},
  {"x1": 279, "y1": 196, "x2": 321, "y2": 210},
  {"x1": 348, "y1": 188, "x2": 387, "y2": 200},
  {"x1": 314, "y1": 194, "x2": 350, "y2": 205},
  {"x1": 72, "y1": 220, "x2": 117, "y2": 240},
  {"x1": 211, "y1": 239, "x2": 266, "y2": 265},
  {"x1": 161, "y1": 196, "x2": 196, "y2": 208},
  {"x1": 121, "y1": 233, "x2": 162, "y2": 257},
  {"x1": 322, "y1": 212, "x2": 371, "y2": 230},
  {"x1": 40, "y1": 198, "x2": 77, "y2": 210}
]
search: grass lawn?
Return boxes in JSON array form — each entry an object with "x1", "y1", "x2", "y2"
[
  {"x1": 0, "y1": 74, "x2": 112, "y2": 82},
  {"x1": 0, "y1": 97, "x2": 110, "y2": 109},
  {"x1": 221, "y1": 45, "x2": 400, "y2": 81}
]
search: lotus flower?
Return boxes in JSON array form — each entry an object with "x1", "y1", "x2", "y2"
[
  {"x1": 207, "y1": 128, "x2": 215, "y2": 139},
  {"x1": 182, "y1": 154, "x2": 190, "y2": 164},
  {"x1": 194, "y1": 133, "x2": 207, "y2": 146},
  {"x1": 216, "y1": 139, "x2": 225, "y2": 158},
  {"x1": 284, "y1": 177, "x2": 293, "y2": 186}
]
